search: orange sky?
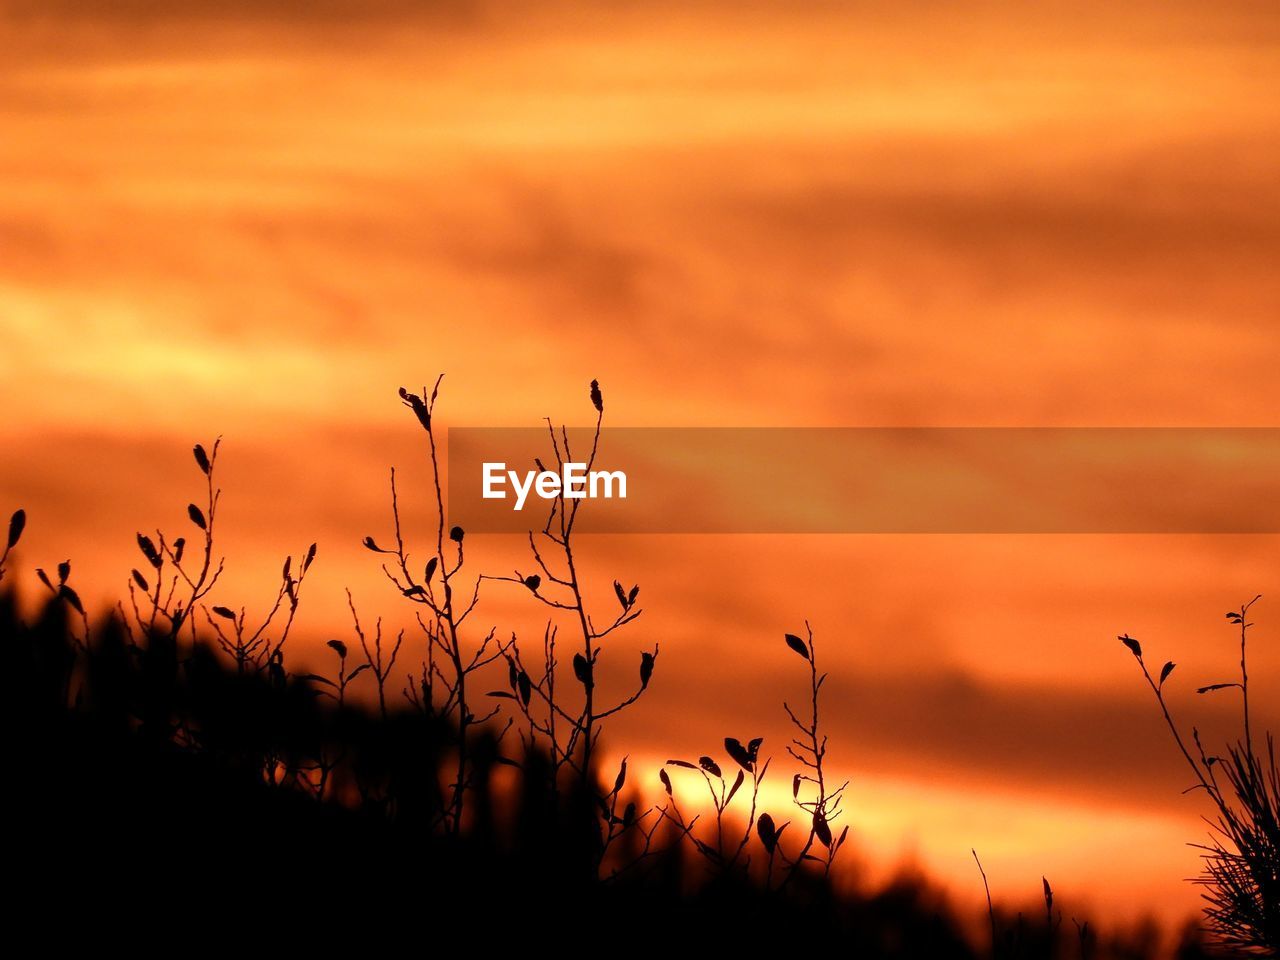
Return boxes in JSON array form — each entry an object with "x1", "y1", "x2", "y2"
[{"x1": 4, "y1": 0, "x2": 1280, "y2": 935}]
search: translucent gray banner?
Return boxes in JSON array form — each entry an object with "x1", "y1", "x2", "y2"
[{"x1": 445, "y1": 428, "x2": 1280, "y2": 533}]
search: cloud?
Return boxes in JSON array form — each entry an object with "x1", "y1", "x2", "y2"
[{"x1": 620, "y1": 659, "x2": 1262, "y2": 813}]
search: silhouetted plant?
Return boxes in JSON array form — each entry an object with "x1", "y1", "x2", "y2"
[
  {"x1": 1, "y1": 508, "x2": 25, "y2": 583},
  {"x1": 1074, "y1": 917, "x2": 1096, "y2": 960},
  {"x1": 123, "y1": 439, "x2": 229, "y2": 643},
  {"x1": 362, "y1": 376, "x2": 506, "y2": 834},
  {"x1": 776, "y1": 624, "x2": 851, "y2": 884},
  {"x1": 344, "y1": 588, "x2": 403, "y2": 721},
  {"x1": 490, "y1": 379, "x2": 662, "y2": 874},
  {"x1": 658, "y1": 624, "x2": 850, "y2": 895},
  {"x1": 1120, "y1": 596, "x2": 1280, "y2": 955},
  {"x1": 661, "y1": 734, "x2": 769, "y2": 875},
  {"x1": 200, "y1": 544, "x2": 316, "y2": 676},
  {"x1": 34, "y1": 554, "x2": 89, "y2": 647},
  {"x1": 972, "y1": 851, "x2": 1069, "y2": 960}
]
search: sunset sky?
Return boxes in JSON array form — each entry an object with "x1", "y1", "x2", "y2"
[{"x1": 4, "y1": 0, "x2": 1280, "y2": 934}]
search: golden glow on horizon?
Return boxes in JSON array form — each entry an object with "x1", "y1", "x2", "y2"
[{"x1": 626, "y1": 750, "x2": 1201, "y2": 925}]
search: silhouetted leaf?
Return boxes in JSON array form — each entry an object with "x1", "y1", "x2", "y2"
[
  {"x1": 424, "y1": 556, "x2": 438, "y2": 582},
  {"x1": 614, "y1": 579, "x2": 627, "y2": 609},
  {"x1": 757, "y1": 812, "x2": 778, "y2": 852},
  {"x1": 1198, "y1": 683, "x2": 1238, "y2": 694},
  {"x1": 193, "y1": 444, "x2": 210, "y2": 475},
  {"x1": 573, "y1": 653, "x2": 593, "y2": 689},
  {"x1": 362, "y1": 536, "x2": 381, "y2": 552},
  {"x1": 1042, "y1": 877, "x2": 1053, "y2": 911},
  {"x1": 725, "y1": 737, "x2": 754, "y2": 771},
  {"x1": 747, "y1": 737, "x2": 763, "y2": 762},
  {"x1": 137, "y1": 533, "x2": 161, "y2": 568},
  {"x1": 590, "y1": 378, "x2": 603, "y2": 413},
  {"x1": 524, "y1": 574, "x2": 541, "y2": 592},
  {"x1": 303, "y1": 542, "x2": 317, "y2": 572},
  {"x1": 623, "y1": 802, "x2": 636, "y2": 828},
  {"x1": 508, "y1": 659, "x2": 518, "y2": 690},
  {"x1": 659, "y1": 769, "x2": 673, "y2": 795},
  {"x1": 327, "y1": 639, "x2": 348, "y2": 659},
  {"x1": 487, "y1": 690, "x2": 515, "y2": 699},
  {"x1": 6, "y1": 509, "x2": 25, "y2": 549},
  {"x1": 212, "y1": 606, "x2": 236, "y2": 620},
  {"x1": 1159, "y1": 661, "x2": 1176, "y2": 685},
  {"x1": 493, "y1": 756, "x2": 521, "y2": 768},
  {"x1": 282, "y1": 556, "x2": 292, "y2": 580},
  {"x1": 836, "y1": 825, "x2": 849, "y2": 850},
  {"x1": 792, "y1": 774, "x2": 802, "y2": 798},
  {"x1": 726, "y1": 769, "x2": 745, "y2": 805},
  {"x1": 698, "y1": 756, "x2": 722, "y2": 778},
  {"x1": 59, "y1": 585, "x2": 83, "y2": 615},
  {"x1": 402, "y1": 585, "x2": 425, "y2": 597},
  {"x1": 517, "y1": 670, "x2": 532, "y2": 706},
  {"x1": 400, "y1": 387, "x2": 431, "y2": 430},
  {"x1": 173, "y1": 538, "x2": 185, "y2": 564},
  {"x1": 666, "y1": 759, "x2": 696, "y2": 769},
  {"x1": 1119, "y1": 634, "x2": 1142, "y2": 659},
  {"x1": 814, "y1": 812, "x2": 832, "y2": 848},
  {"x1": 187, "y1": 504, "x2": 207, "y2": 530},
  {"x1": 35, "y1": 568, "x2": 52, "y2": 591},
  {"x1": 131, "y1": 569, "x2": 149, "y2": 592},
  {"x1": 628, "y1": 585, "x2": 640, "y2": 607},
  {"x1": 348, "y1": 664, "x2": 371, "y2": 681},
  {"x1": 449, "y1": 526, "x2": 464, "y2": 543},
  {"x1": 614, "y1": 759, "x2": 627, "y2": 794},
  {"x1": 57, "y1": 560, "x2": 70, "y2": 584},
  {"x1": 785, "y1": 632, "x2": 810, "y2": 660},
  {"x1": 640, "y1": 650, "x2": 654, "y2": 689}
]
